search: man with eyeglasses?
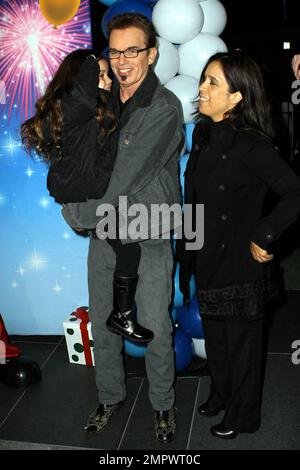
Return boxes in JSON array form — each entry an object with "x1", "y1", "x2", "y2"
[{"x1": 61, "y1": 13, "x2": 183, "y2": 444}]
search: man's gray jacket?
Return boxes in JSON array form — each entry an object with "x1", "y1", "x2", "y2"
[{"x1": 61, "y1": 69, "x2": 184, "y2": 242}]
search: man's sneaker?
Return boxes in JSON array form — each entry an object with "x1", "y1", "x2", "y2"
[
  {"x1": 84, "y1": 402, "x2": 123, "y2": 432},
  {"x1": 154, "y1": 407, "x2": 176, "y2": 444}
]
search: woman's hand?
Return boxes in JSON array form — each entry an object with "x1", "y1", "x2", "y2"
[{"x1": 250, "y1": 241, "x2": 274, "y2": 263}]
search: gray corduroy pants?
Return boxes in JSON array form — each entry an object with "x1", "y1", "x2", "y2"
[{"x1": 87, "y1": 236, "x2": 175, "y2": 411}]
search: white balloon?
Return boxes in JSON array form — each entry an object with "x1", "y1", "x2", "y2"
[
  {"x1": 153, "y1": 0, "x2": 204, "y2": 45},
  {"x1": 179, "y1": 33, "x2": 228, "y2": 80},
  {"x1": 200, "y1": 0, "x2": 227, "y2": 35},
  {"x1": 154, "y1": 36, "x2": 180, "y2": 85},
  {"x1": 192, "y1": 338, "x2": 207, "y2": 359},
  {"x1": 165, "y1": 75, "x2": 199, "y2": 124}
]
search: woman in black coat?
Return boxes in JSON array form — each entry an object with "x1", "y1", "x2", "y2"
[{"x1": 178, "y1": 52, "x2": 300, "y2": 439}]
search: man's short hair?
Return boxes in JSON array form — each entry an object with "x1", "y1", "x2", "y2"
[{"x1": 108, "y1": 13, "x2": 157, "y2": 49}]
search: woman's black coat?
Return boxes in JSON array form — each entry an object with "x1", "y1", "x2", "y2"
[{"x1": 179, "y1": 120, "x2": 300, "y2": 320}]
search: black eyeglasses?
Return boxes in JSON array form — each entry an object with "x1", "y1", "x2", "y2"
[{"x1": 106, "y1": 47, "x2": 150, "y2": 59}]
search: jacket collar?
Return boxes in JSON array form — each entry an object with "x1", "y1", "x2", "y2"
[{"x1": 112, "y1": 68, "x2": 159, "y2": 128}]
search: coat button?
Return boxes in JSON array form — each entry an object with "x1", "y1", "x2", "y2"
[
  {"x1": 266, "y1": 233, "x2": 273, "y2": 240},
  {"x1": 219, "y1": 184, "x2": 225, "y2": 191},
  {"x1": 222, "y1": 154, "x2": 227, "y2": 160},
  {"x1": 195, "y1": 144, "x2": 200, "y2": 151},
  {"x1": 221, "y1": 243, "x2": 226, "y2": 249},
  {"x1": 123, "y1": 138, "x2": 130, "y2": 145},
  {"x1": 221, "y1": 214, "x2": 228, "y2": 221}
]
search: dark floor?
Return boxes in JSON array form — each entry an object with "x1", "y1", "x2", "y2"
[{"x1": 0, "y1": 291, "x2": 300, "y2": 450}]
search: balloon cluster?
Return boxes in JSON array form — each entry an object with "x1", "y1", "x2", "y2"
[{"x1": 96, "y1": 0, "x2": 227, "y2": 369}]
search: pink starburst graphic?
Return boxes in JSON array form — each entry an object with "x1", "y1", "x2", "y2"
[{"x1": 0, "y1": 0, "x2": 92, "y2": 122}]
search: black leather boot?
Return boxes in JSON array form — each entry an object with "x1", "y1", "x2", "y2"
[{"x1": 106, "y1": 275, "x2": 154, "y2": 343}]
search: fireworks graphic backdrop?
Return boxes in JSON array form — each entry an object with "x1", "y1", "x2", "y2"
[{"x1": 0, "y1": 0, "x2": 92, "y2": 334}]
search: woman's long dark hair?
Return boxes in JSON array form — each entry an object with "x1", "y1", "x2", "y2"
[
  {"x1": 20, "y1": 49, "x2": 116, "y2": 161},
  {"x1": 194, "y1": 52, "x2": 274, "y2": 146}
]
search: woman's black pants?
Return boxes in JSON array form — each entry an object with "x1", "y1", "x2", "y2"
[{"x1": 202, "y1": 317, "x2": 265, "y2": 433}]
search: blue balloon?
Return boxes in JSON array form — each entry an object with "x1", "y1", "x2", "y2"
[
  {"x1": 173, "y1": 262, "x2": 196, "y2": 308},
  {"x1": 185, "y1": 123, "x2": 195, "y2": 152},
  {"x1": 98, "y1": 0, "x2": 118, "y2": 6},
  {"x1": 124, "y1": 338, "x2": 147, "y2": 357},
  {"x1": 179, "y1": 153, "x2": 189, "y2": 198},
  {"x1": 135, "y1": 0, "x2": 158, "y2": 3},
  {"x1": 101, "y1": 0, "x2": 153, "y2": 37},
  {"x1": 177, "y1": 296, "x2": 204, "y2": 339},
  {"x1": 173, "y1": 326, "x2": 194, "y2": 372}
]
